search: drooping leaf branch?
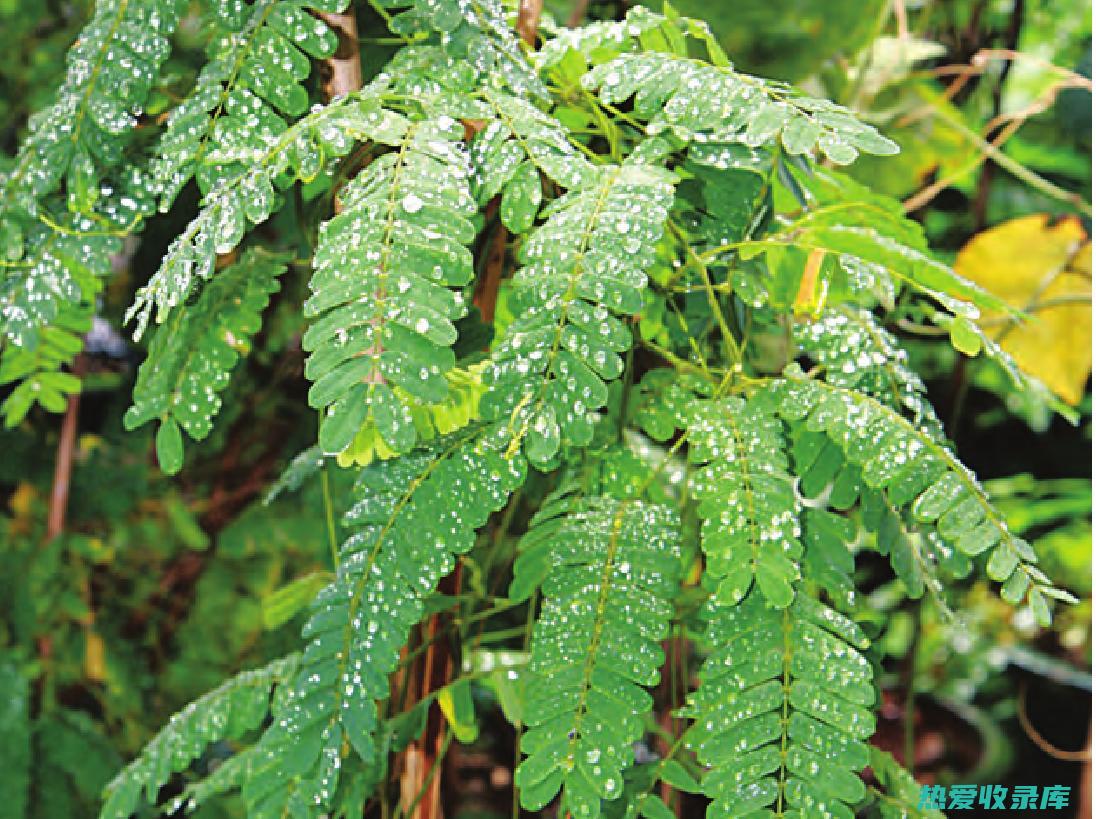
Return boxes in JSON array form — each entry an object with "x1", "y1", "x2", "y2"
[{"x1": 0, "y1": 3, "x2": 1057, "y2": 819}]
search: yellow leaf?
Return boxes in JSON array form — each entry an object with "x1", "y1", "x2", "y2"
[
  {"x1": 793, "y1": 248, "x2": 829, "y2": 316},
  {"x1": 437, "y1": 679, "x2": 478, "y2": 743},
  {"x1": 955, "y1": 214, "x2": 1091, "y2": 405},
  {"x1": 85, "y1": 630, "x2": 106, "y2": 682},
  {"x1": 9, "y1": 483, "x2": 38, "y2": 534}
]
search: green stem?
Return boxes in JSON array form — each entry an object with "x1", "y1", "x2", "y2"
[{"x1": 320, "y1": 463, "x2": 339, "y2": 569}]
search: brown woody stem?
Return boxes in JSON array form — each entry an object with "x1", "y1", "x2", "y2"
[
  {"x1": 315, "y1": 9, "x2": 363, "y2": 99},
  {"x1": 46, "y1": 353, "x2": 87, "y2": 541},
  {"x1": 516, "y1": 0, "x2": 543, "y2": 46}
]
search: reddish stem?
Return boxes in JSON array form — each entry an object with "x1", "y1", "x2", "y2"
[{"x1": 46, "y1": 353, "x2": 87, "y2": 541}]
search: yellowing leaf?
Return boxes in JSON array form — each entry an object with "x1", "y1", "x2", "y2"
[
  {"x1": 85, "y1": 630, "x2": 106, "y2": 682},
  {"x1": 955, "y1": 214, "x2": 1091, "y2": 405},
  {"x1": 437, "y1": 679, "x2": 478, "y2": 743},
  {"x1": 9, "y1": 483, "x2": 38, "y2": 532},
  {"x1": 793, "y1": 248, "x2": 830, "y2": 316}
]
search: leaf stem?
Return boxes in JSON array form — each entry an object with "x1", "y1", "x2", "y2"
[{"x1": 320, "y1": 463, "x2": 339, "y2": 568}]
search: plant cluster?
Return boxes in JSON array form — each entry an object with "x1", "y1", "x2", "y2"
[{"x1": 0, "y1": 2, "x2": 1080, "y2": 818}]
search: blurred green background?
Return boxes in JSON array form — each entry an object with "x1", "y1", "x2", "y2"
[{"x1": 0, "y1": 1, "x2": 1091, "y2": 817}]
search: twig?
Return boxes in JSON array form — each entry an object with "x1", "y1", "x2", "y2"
[
  {"x1": 566, "y1": 0, "x2": 589, "y2": 27},
  {"x1": 902, "y1": 81, "x2": 1092, "y2": 215},
  {"x1": 314, "y1": 9, "x2": 363, "y2": 100},
  {"x1": 893, "y1": 0, "x2": 909, "y2": 40},
  {"x1": 972, "y1": 0, "x2": 1024, "y2": 230},
  {"x1": 516, "y1": 0, "x2": 543, "y2": 46},
  {"x1": 473, "y1": 202, "x2": 507, "y2": 326},
  {"x1": 39, "y1": 353, "x2": 89, "y2": 669},
  {"x1": 46, "y1": 353, "x2": 87, "y2": 541},
  {"x1": 1017, "y1": 680, "x2": 1091, "y2": 762}
]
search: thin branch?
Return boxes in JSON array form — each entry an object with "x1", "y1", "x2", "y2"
[
  {"x1": 473, "y1": 202, "x2": 507, "y2": 326},
  {"x1": 516, "y1": 0, "x2": 543, "y2": 46},
  {"x1": 1017, "y1": 680, "x2": 1091, "y2": 762},
  {"x1": 40, "y1": 352, "x2": 88, "y2": 669},
  {"x1": 315, "y1": 9, "x2": 363, "y2": 100},
  {"x1": 566, "y1": 0, "x2": 589, "y2": 27},
  {"x1": 972, "y1": 0, "x2": 1024, "y2": 230},
  {"x1": 893, "y1": 0, "x2": 909, "y2": 40},
  {"x1": 902, "y1": 79, "x2": 1092, "y2": 215},
  {"x1": 46, "y1": 353, "x2": 87, "y2": 541}
]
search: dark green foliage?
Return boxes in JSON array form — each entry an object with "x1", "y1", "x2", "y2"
[
  {"x1": 684, "y1": 592, "x2": 874, "y2": 818},
  {"x1": 0, "y1": 2, "x2": 1080, "y2": 818},
  {"x1": 512, "y1": 496, "x2": 681, "y2": 817},
  {"x1": 481, "y1": 162, "x2": 675, "y2": 468},
  {"x1": 304, "y1": 115, "x2": 476, "y2": 458},
  {"x1": 124, "y1": 248, "x2": 286, "y2": 473},
  {"x1": 244, "y1": 430, "x2": 524, "y2": 814},
  {"x1": 100, "y1": 655, "x2": 299, "y2": 819}
]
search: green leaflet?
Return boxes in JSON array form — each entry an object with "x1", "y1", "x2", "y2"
[
  {"x1": 867, "y1": 747, "x2": 946, "y2": 819},
  {"x1": 482, "y1": 162, "x2": 676, "y2": 468},
  {"x1": 686, "y1": 395, "x2": 801, "y2": 608},
  {"x1": 126, "y1": 91, "x2": 409, "y2": 339},
  {"x1": 771, "y1": 373, "x2": 1065, "y2": 624},
  {"x1": 303, "y1": 116, "x2": 476, "y2": 458},
  {"x1": 511, "y1": 496, "x2": 681, "y2": 818},
  {"x1": 537, "y1": 6, "x2": 725, "y2": 71},
  {"x1": 99, "y1": 654, "x2": 300, "y2": 819},
  {"x1": 124, "y1": 249, "x2": 286, "y2": 474},
  {"x1": 471, "y1": 89, "x2": 597, "y2": 207},
  {"x1": 683, "y1": 592, "x2": 875, "y2": 819},
  {"x1": 582, "y1": 54, "x2": 897, "y2": 164},
  {"x1": 799, "y1": 506, "x2": 858, "y2": 609},
  {"x1": 795, "y1": 308, "x2": 943, "y2": 437},
  {"x1": 151, "y1": 0, "x2": 346, "y2": 210},
  {"x1": 377, "y1": 0, "x2": 547, "y2": 102},
  {"x1": 0, "y1": 298, "x2": 90, "y2": 427},
  {"x1": 244, "y1": 428, "x2": 526, "y2": 815},
  {"x1": 0, "y1": 0, "x2": 184, "y2": 218}
]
